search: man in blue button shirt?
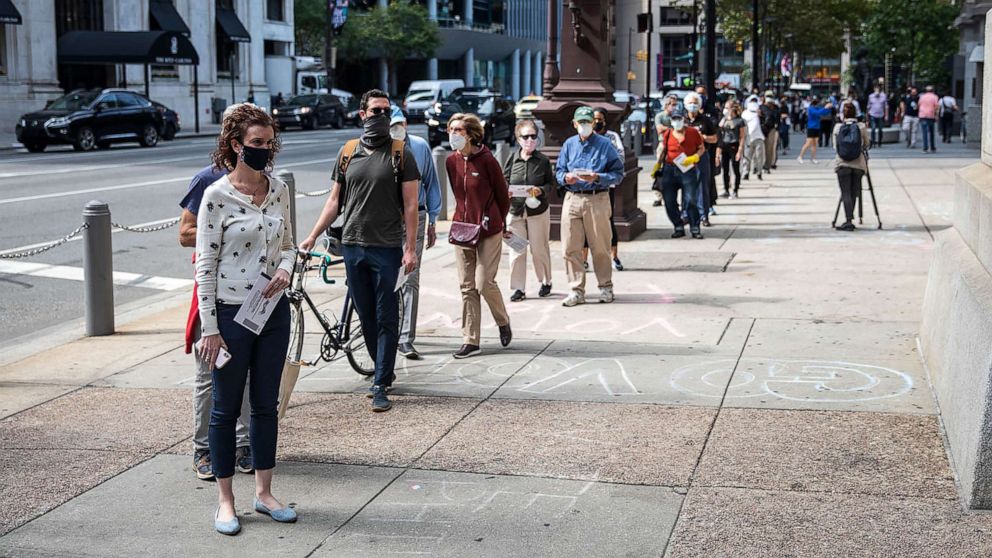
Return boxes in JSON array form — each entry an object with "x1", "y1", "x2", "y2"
[
  {"x1": 389, "y1": 106, "x2": 442, "y2": 359},
  {"x1": 555, "y1": 106, "x2": 624, "y2": 307}
]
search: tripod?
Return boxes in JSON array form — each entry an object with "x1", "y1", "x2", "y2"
[{"x1": 832, "y1": 150, "x2": 882, "y2": 229}]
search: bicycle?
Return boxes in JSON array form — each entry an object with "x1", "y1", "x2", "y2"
[{"x1": 285, "y1": 248, "x2": 374, "y2": 376}]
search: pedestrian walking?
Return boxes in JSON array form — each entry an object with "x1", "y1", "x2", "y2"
[
  {"x1": 388, "y1": 106, "x2": 441, "y2": 361},
  {"x1": 717, "y1": 101, "x2": 746, "y2": 198},
  {"x1": 685, "y1": 92, "x2": 718, "y2": 226},
  {"x1": 657, "y1": 106, "x2": 706, "y2": 239},
  {"x1": 651, "y1": 96, "x2": 678, "y2": 207},
  {"x1": 741, "y1": 96, "x2": 765, "y2": 179},
  {"x1": 586, "y1": 108, "x2": 625, "y2": 270},
  {"x1": 778, "y1": 96, "x2": 792, "y2": 153},
  {"x1": 178, "y1": 105, "x2": 253, "y2": 482},
  {"x1": 797, "y1": 97, "x2": 831, "y2": 164},
  {"x1": 761, "y1": 92, "x2": 780, "y2": 171},
  {"x1": 300, "y1": 89, "x2": 422, "y2": 411},
  {"x1": 556, "y1": 106, "x2": 625, "y2": 306},
  {"x1": 195, "y1": 103, "x2": 297, "y2": 535},
  {"x1": 867, "y1": 84, "x2": 888, "y2": 148},
  {"x1": 918, "y1": 85, "x2": 940, "y2": 153},
  {"x1": 832, "y1": 103, "x2": 871, "y2": 231},
  {"x1": 504, "y1": 119, "x2": 555, "y2": 302},
  {"x1": 446, "y1": 113, "x2": 513, "y2": 358},
  {"x1": 819, "y1": 99, "x2": 837, "y2": 148},
  {"x1": 899, "y1": 86, "x2": 920, "y2": 148},
  {"x1": 939, "y1": 91, "x2": 958, "y2": 143}
]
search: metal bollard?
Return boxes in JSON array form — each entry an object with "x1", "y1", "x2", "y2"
[
  {"x1": 432, "y1": 146, "x2": 449, "y2": 221},
  {"x1": 275, "y1": 169, "x2": 297, "y2": 242},
  {"x1": 83, "y1": 201, "x2": 114, "y2": 336},
  {"x1": 633, "y1": 125, "x2": 643, "y2": 157},
  {"x1": 622, "y1": 124, "x2": 632, "y2": 151}
]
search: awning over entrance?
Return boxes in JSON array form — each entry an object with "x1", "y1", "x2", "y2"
[
  {"x1": 57, "y1": 30, "x2": 200, "y2": 65},
  {"x1": 217, "y1": 7, "x2": 251, "y2": 43},
  {"x1": 150, "y1": 0, "x2": 191, "y2": 37},
  {"x1": 0, "y1": 0, "x2": 23, "y2": 25},
  {"x1": 970, "y1": 45, "x2": 985, "y2": 64}
]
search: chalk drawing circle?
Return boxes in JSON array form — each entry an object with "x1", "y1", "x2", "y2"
[{"x1": 670, "y1": 358, "x2": 914, "y2": 403}]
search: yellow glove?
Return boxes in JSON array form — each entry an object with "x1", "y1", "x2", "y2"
[
  {"x1": 684, "y1": 154, "x2": 700, "y2": 165},
  {"x1": 650, "y1": 161, "x2": 662, "y2": 179}
]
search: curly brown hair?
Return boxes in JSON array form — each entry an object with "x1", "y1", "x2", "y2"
[{"x1": 211, "y1": 103, "x2": 281, "y2": 172}]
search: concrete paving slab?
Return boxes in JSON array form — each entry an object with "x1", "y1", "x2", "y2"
[
  {"x1": 94, "y1": 345, "x2": 194, "y2": 389},
  {"x1": 277, "y1": 393, "x2": 479, "y2": 467},
  {"x1": 417, "y1": 399, "x2": 715, "y2": 486},
  {"x1": 665, "y1": 487, "x2": 992, "y2": 558},
  {"x1": 0, "y1": 448, "x2": 147, "y2": 536},
  {"x1": 316, "y1": 469, "x2": 682, "y2": 558},
  {"x1": 694, "y1": 408, "x2": 956, "y2": 499},
  {"x1": 743, "y1": 319, "x2": 920, "y2": 361},
  {"x1": 0, "y1": 387, "x2": 190, "y2": 453},
  {"x1": 0, "y1": 455, "x2": 402, "y2": 557},
  {"x1": 295, "y1": 338, "x2": 549, "y2": 398},
  {"x1": 0, "y1": 383, "x2": 77, "y2": 419}
]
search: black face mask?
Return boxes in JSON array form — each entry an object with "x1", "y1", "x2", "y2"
[
  {"x1": 361, "y1": 113, "x2": 391, "y2": 149},
  {"x1": 594, "y1": 121, "x2": 606, "y2": 133},
  {"x1": 240, "y1": 144, "x2": 270, "y2": 171}
]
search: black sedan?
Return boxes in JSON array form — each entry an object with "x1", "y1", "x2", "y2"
[
  {"x1": 425, "y1": 88, "x2": 516, "y2": 148},
  {"x1": 15, "y1": 89, "x2": 164, "y2": 152},
  {"x1": 272, "y1": 94, "x2": 345, "y2": 130},
  {"x1": 150, "y1": 100, "x2": 180, "y2": 140}
]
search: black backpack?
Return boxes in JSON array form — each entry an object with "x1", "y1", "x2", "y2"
[{"x1": 837, "y1": 122, "x2": 862, "y2": 161}]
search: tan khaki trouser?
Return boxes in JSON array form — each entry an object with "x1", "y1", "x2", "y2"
[
  {"x1": 764, "y1": 128, "x2": 779, "y2": 168},
  {"x1": 561, "y1": 191, "x2": 613, "y2": 296},
  {"x1": 508, "y1": 210, "x2": 552, "y2": 292},
  {"x1": 454, "y1": 233, "x2": 510, "y2": 345}
]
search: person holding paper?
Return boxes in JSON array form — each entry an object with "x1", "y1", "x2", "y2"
[
  {"x1": 556, "y1": 106, "x2": 625, "y2": 307},
  {"x1": 503, "y1": 120, "x2": 555, "y2": 302},
  {"x1": 657, "y1": 106, "x2": 706, "y2": 239},
  {"x1": 195, "y1": 104, "x2": 297, "y2": 535}
]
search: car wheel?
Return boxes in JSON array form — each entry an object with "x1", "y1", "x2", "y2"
[
  {"x1": 304, "y1": 115, "x2": 317, "y2": 130},
  {"x1": 334, "y1": 112, "x2": 344, "y2": 129},
  {"x1": 164, "y1": 123, "x2": 176, "y2": 140},
  {"x1": 140, "y1": 124, "x2": 159, "y2": 147},
  {"x1": 24, "y1": 143, "x2": 46, "y2": 153},
  {"x1": 74, "y1": 127, "x2": 96, "y2": 151}
]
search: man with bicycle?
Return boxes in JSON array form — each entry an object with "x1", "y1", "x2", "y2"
[{"x1": 300, "y1": 89, "x2": 421, "y2": 412}]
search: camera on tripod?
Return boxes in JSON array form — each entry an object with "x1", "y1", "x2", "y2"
[{"x1": 832, "y1": 147, "x2": 882, "y2": 230}]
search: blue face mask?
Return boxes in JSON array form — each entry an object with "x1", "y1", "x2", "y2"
[{"x1": 685, "y1": 103, "x2": 699, "y2": 113}]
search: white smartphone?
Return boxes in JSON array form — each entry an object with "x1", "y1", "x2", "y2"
[{"x1": 215, "y1": 348, "x2": 232, "y2": 369}]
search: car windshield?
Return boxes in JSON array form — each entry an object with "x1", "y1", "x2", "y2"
[
  {"x1": 405, "y1": 90, "x2": 435, "y2": 102},
  {"x1": 48, "y1": 92, "x2": 99, "y2": 111},
  {"x1": 449, "y1": 94, "x2": 494, "y2": 114},
  {"x1": 288, "y1": 95, "x2": 317, "y2": 105}
]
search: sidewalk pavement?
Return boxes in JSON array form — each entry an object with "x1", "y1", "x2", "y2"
[{"x1": 1, "y1": 138, "x2": 990, "y2": 557}]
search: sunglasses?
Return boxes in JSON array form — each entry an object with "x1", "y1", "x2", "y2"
[
  {"x1": 366, "y1": 107, "x2": 387, "y2": 115},
  {"x1": 518, "y1": 134, "x2": 538, "y2": 140}
]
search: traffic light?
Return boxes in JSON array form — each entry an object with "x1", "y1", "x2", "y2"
[
  {"x1": 635, "y1": 50, "x2": 648, "y2": 62},
  {"x1": 637, "y1": 13, "x2": 651, "y2": 33}
]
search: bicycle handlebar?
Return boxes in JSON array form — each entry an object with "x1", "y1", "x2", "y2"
[{"x1": 296, "y1": 249, "x2": 344, "y2": 284}]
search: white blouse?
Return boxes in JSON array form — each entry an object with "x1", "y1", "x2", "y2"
[{"x1": 195, "y1": 175, "x2": 295, "y2": 337}]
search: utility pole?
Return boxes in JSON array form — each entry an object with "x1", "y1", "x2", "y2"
[
  {"x1": 691, "y1": 0, "x2": 698, "y2": 84},
  {"x1": 645, "y1": 2, "x2": 653, "y2": 150},
  {"x1": 325, "y1": 0, "x2": 335, "y2": 90},
  {"x1": 751, "y1": 0, "x2": 759, "y2": 91},
  {"x1": 704, "y1": 0, "x2": 715, "y2": 96},
  {"x1": 627, "y1": 27, "x2": 633, "y2": 92}
]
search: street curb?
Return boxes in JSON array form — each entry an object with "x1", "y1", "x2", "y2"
[{"x1": 0, "y1": 130, "x2": 220, "y2": 153}]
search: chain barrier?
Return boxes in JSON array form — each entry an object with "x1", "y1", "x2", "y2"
[
  {"x1": 297, "y1": 188, "x2": 331, "y2": 197},
  {"x1": 0, "y1": 223, "x2": 89, "y2": 260},
  {"x1": 110, "y1": 217, "x2": 180, "y2": 233}
]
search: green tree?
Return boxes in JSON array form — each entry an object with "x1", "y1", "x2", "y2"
[
  {"x1": 337, "y1": 2, "x2": 441, "y2": 91},
  {"x1": 719, "y1": 0, "x2": 869, "y2": 59},
  {"x1": 294, "y1": 0, "x2": 326, "y2": 56},
  {"x1": 861, "y1": 0, "x2": 959, "y2": 86}
]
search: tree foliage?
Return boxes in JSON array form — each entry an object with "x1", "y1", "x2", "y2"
[
  {"x1": 294, "y1": 0, "x2": 326, "y2": 56},
  {"x1": 861, "y1": 0, "x2": 959, "y2": 85},
  {"x1": 718, "y1": 0, "x2": 870, "y2": 59},
  {"x1": 337, "y1": 2, "x2": 441, "y2": 65}
]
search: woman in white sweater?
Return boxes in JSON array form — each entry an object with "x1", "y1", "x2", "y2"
[{"x1": 195, "y1": 104, "x2": 296, "y2": 535}]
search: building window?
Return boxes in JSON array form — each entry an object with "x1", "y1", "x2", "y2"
[
  {"x1": 267, "y1": 0, "x2": 285, "y2": 21},
  {"x1": 217, "y1": 39, "x2": 237, "y2": 77}
]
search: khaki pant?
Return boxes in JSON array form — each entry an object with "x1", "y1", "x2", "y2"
[
  {"x1": 764, "y1": 128, "x2": 779, "y2": 169},
  {"x1": 561, "y1": 191, "x2": 613, "y2": 296},
  {"x1": 508, "y1": 210, "x2": 552, "y2": 292},
  {"x1": 454, "y1": 233, "x2": 510, "y2": 346}
]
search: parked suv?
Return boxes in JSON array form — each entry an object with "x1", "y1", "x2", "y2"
[
  {"x1": 15, "y1": 89, "x2": 163, "y2": 152},
  {"x1": 425, "y1": 88, "x2": 516, "y2": 148},
  {"x1": 272, "y1": 94, "x2": 345, "y2": 130}
]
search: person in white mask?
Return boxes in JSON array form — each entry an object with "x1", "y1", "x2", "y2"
[
  {"x1": 502, "y1": 120, "x2": 556, "y2": 302},
  {"x1": 740, "y1": 96, "x2": 766, "y2": 180}
]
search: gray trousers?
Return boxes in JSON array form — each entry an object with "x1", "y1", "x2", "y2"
[
  {"x1": 193, "y1": 327, "x2": 250, "y2": 452},
  {"x1": 400, "y1": 210, "x2": 428, "y2": 345}
]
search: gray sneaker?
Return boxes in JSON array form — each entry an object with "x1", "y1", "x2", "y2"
[
  {"x1": 235, "y1": 446, "x2": 253, "y2": 474},
  {"x1": 562, "y1": 291, "x2": 586, "y2": 307},
  {"x1": 193, "y1": 450, "x2": 214, "y2": 481},
  {"x1": 599, "y1": 287, "x2": 615, "y2": 304},
  {"x1": 371, "y1": 386, "x2": 392, "y2": 412}
]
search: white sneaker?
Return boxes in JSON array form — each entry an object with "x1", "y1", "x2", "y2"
[
  {"x1": 598, "y1": 288, "x2": 615, "y2": 304},
  {"x1": 796, "y1": 156, "x2": 805, "y2": 164},
  {"x1": 812, "y1": 158, "x2": 819, "y2": 164},
  {"x1": 562, "y1": 291, "x2": 586, "y2": 307}
]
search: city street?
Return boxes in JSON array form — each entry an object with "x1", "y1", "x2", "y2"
[{"x1": 0, "y1": 126, "x2": 425, "y2": 346}]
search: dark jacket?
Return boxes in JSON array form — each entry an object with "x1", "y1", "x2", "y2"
[
  {"x1": 502, "y1": 148, "x2": 556, "y2": 217},
  {"x1": 446, "y1": 145, "x2": 511, "y2": 238}
]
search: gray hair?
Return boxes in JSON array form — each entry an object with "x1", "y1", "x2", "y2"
[{"x1": 684, "y1": 92, "x2": 702, "y2": 105}]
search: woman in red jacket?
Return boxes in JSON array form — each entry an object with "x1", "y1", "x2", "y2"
[{"x1": 446, "y1": 113, "x2": 513, "y2": 359}]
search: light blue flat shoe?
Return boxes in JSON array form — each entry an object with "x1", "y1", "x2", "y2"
[
  {"x1": 254, "y1": 498, "x2": 298, "y2": 523},
  {"x1": 214, "y1": 509, "x2": 241, "y2": 536}
]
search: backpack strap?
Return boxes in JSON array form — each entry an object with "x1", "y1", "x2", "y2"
[{"x1": 338, "y1": 139, "x2": 361, "y2": 178}]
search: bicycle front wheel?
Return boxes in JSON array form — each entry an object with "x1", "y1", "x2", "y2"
[{"x1": 342, "y1": 298, "x2": 375, "y2": 376}]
